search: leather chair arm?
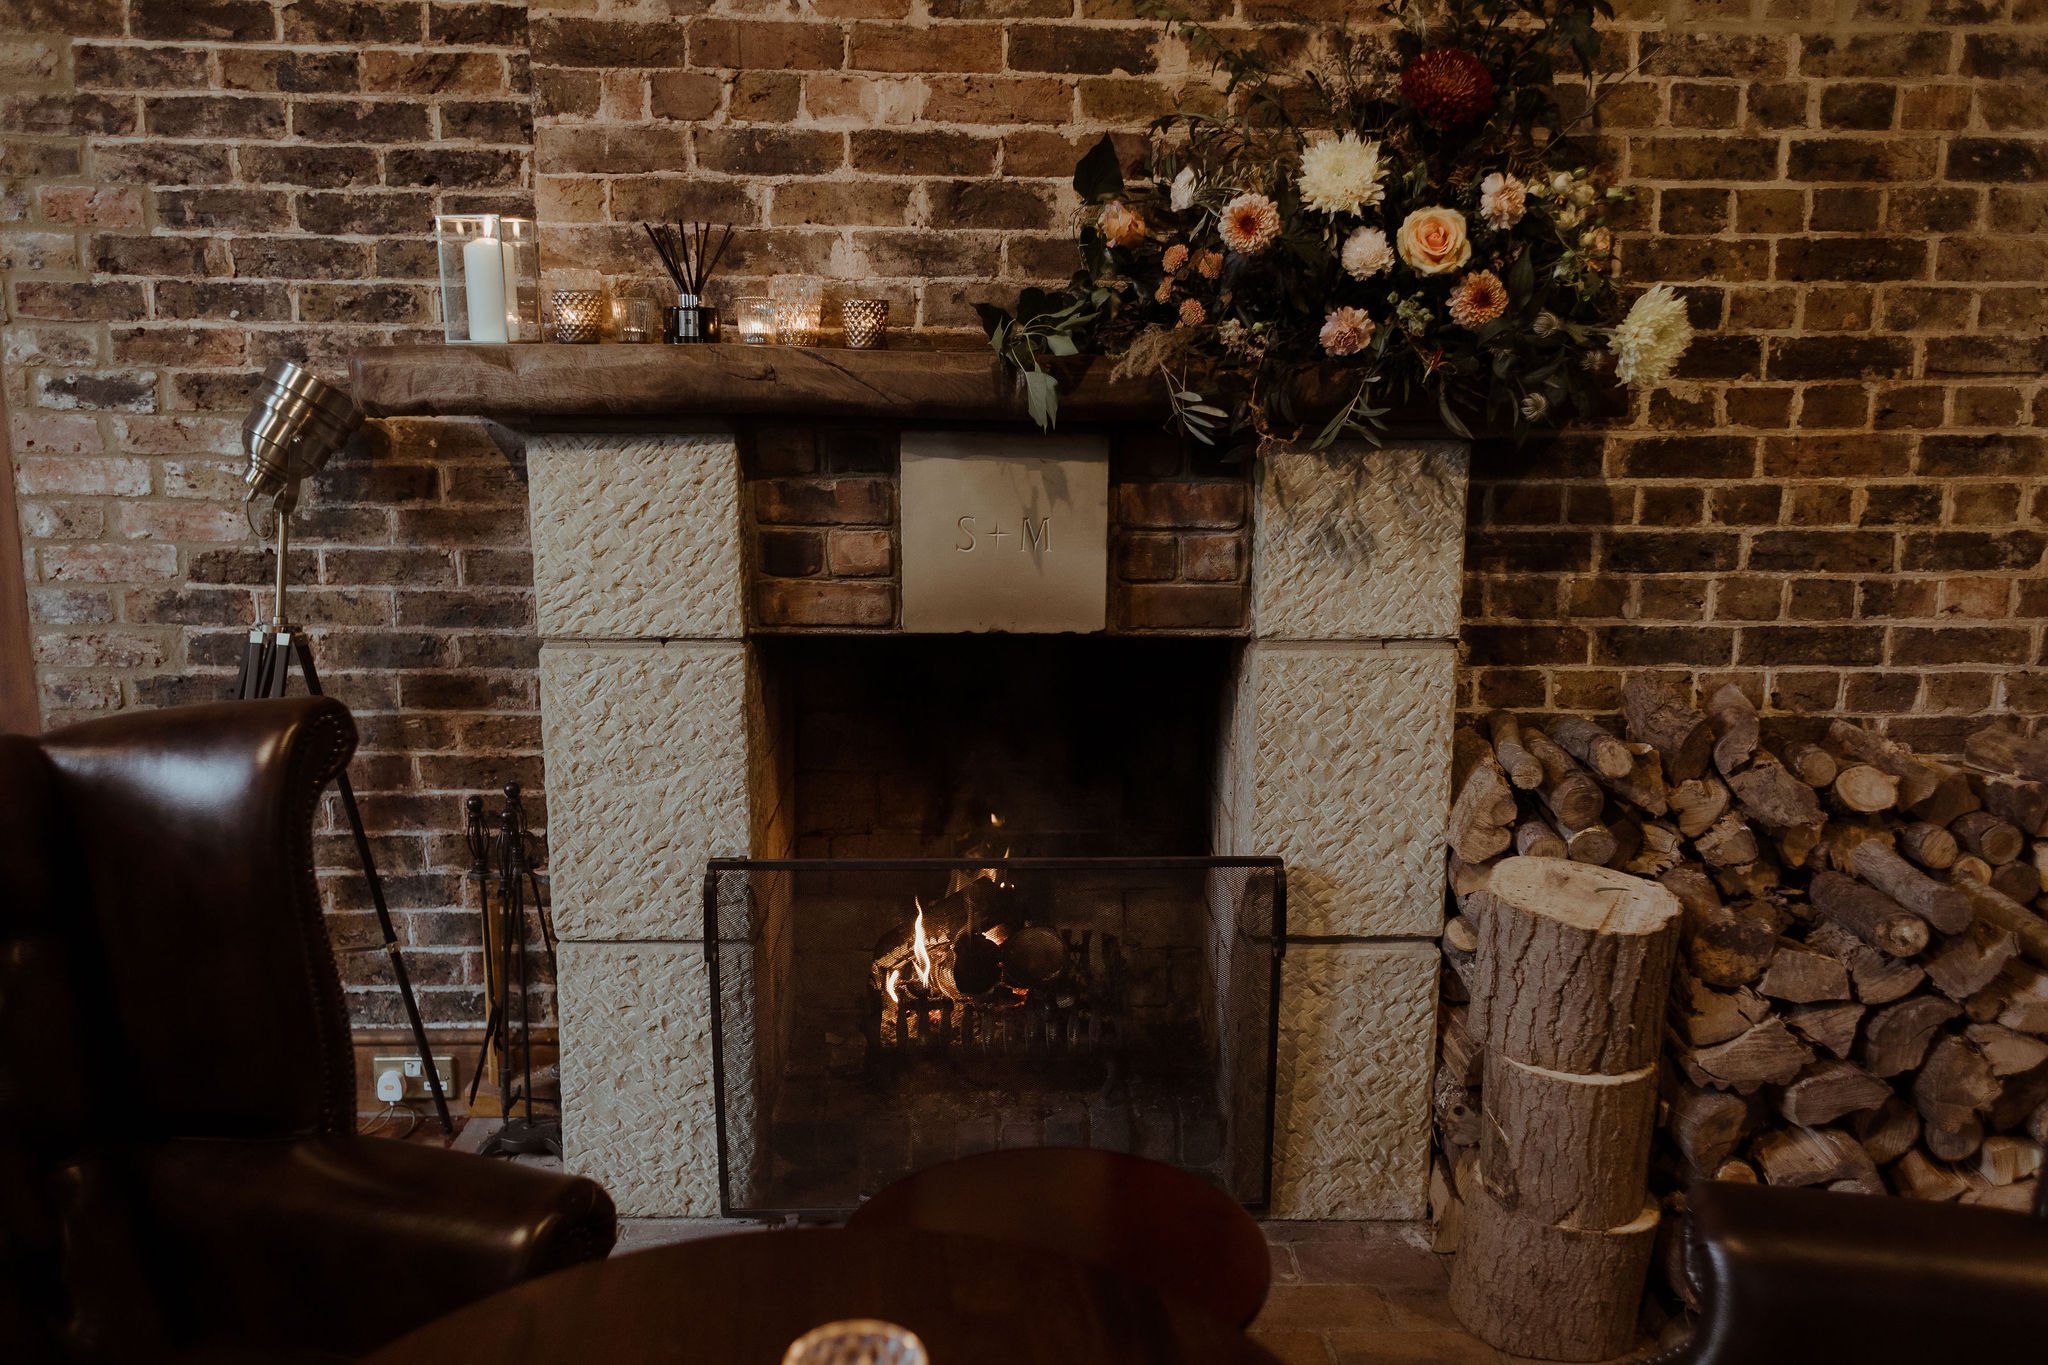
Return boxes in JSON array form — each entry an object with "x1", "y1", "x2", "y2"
[
  {"x1": 1658, "y1": 1180, "x2": 2048, "y2": 1365},
  {"x1": 131, "y1": 1135, "x2": 617, "y2": 1358}
]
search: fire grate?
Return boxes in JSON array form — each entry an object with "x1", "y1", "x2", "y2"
[{"x1": 704, "y1": 857, "x2": 1285, "y2": 1218}]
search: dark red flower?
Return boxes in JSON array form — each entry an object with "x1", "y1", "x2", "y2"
[{"x1": 1400, "y1": 48, "x2": 1496, "y2": 129}]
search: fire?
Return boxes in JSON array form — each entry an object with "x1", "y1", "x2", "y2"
[
  {"x1": 910, "y1": 897, "x2": 934, "y2": 990},
  {"x1": 883, "y1": 967, "x2": 903, "y2": 1004}
]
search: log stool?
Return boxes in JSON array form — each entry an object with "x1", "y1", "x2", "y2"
[{"x1": 848, "y1": 1148, "x2": 1271, "y2": 1328}]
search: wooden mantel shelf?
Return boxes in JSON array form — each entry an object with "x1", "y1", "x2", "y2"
[{"x1": 348, "y1": 343, "x2": 1167, "y2": 425}]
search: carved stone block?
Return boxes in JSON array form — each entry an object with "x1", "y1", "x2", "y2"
[
  {"x1": 529, "y1": 431, "x2": 744, "y2": 641},
  {"x1": 1271, "y1": 940, "x2": 1438, "y2": 1219},
  {"x1": 539, "y1": 642, "x2": 751, "y2": 941},
  {"x1": 1251, "y1": 442, "x2": 1469, "y2": 641},
  {"x1": 1218, "y1": 641, "x2": 1453, "y2": 937}
]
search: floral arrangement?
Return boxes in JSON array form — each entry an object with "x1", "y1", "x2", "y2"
[{"x1": 979, "y1": 0, "x2": 1692, "y2": 447}]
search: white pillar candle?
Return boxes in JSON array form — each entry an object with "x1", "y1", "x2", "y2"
[{"x1": 462, "y1": 228, "x2": 509, "y2": 344}]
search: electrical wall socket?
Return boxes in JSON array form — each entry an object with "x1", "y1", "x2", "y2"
[{"x1": 370, "y1": 1054, "x2": 457, "y2": 1102}]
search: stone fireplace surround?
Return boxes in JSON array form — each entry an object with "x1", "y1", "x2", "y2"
[{"x1": 353, "y1": 346, "x2": 1468, "y2": 1221}]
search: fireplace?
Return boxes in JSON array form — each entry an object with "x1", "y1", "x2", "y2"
[{"x1": 424, "y1": 377, "x2": 1470, "y2": 1222}]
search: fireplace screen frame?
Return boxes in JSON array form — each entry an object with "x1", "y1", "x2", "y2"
[{"x1": 703, "y1": 856, "x2": 1288, "y2": 1219}]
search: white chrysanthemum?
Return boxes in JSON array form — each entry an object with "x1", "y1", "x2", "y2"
[
  {"x1": 1339, "y1": 225, "x2": 1394, "y2": 280},
  {"x1": 1170, "y1": 166, "x2": 1198, "y2": 212},
  {"x1": 1295, "y1": 134, "x2": 1386, "y2": 216},
  {"x1": 1609, "y1": 285, "x2": 1692, "y2": 388}
]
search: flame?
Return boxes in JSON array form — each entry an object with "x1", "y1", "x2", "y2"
[
  {"x1": 883, "y1": 967, "x2": 902, "y2": 1004},
  {"x1": 910, "y1": 897, "x2": 934, "y2": 990},
  {"x1": 982, "y1": 926, "x2": 1008, "y2": 946}
]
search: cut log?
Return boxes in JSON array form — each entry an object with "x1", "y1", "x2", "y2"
[
  {"x1": 1441, "y1": 1004, "x2": 1483, "y2": 1086},
  {"x1": 1623, "y1": 674, "x2": 1712, "y2": 782},
  {"x1": 1897, "y1": 821, "x2": 1959, "y2": 872},
  {"x1": 1658, "y1": 865, "x2": 1721, "y2": 920},
  {"x1": 1807, "y1": 921, "x2": 1925, "y2": 1004},
  {"x1": 1695, "y1": 812, "x2": 1761, "y2": 869},
  {"x1": 1514, "y1": 819, "x2": 1566, "y2": 859},
  {"x1": 1991, "y1": 860, "x2": 2040, "y2": 904},
  {"x1": 1683, "y1": 906, "x2": 1778, "y2": 989},
  {"x1": 1951, "y1": 810, "x2": 2024, "y2": 866},
  {"x1": 1776, "y1": 1059, "x2": 1892, "y2": 1126},
  {"x1": 1449, "y1": 856, "x2": 1496, "y2": 903},
  {"x1": 1826, "y1": 718, "x2": 1941, "y2": 809},
  {"x1": 1760, "y1": 937, "x2": 1852, "y2": 1004},
  {"x1": 1669, "y1": 776, "x2": 1732, "y2": 838},
  {"x1": 1450, "y1": 727, "x2": 1518, "y2": 864},
  {"x1": 1814, "y1": 822, "x2": 1893, "y2": 875},
  {"x1": 1851, "y1": 1097, "x2": 1920, "y2": 1166},
  {"x1": 1909, "y1": 760, "x2": 1981, "y2": 827},
  {"x1": 1429, "y1": 1154, "x2": 1467, "y2": 1253},
  {"x1": 1991, "y1": 1061, "x2": 2048, "y2": 1131},
  {"x1": 1952, "y1": 854, "x2": 1993, "y2": 885},
  {"x1": 1924, "y1": 919, "x2": 2021, "y2": 1002},
  {"x1": 1892, "y1": 1149, "x2": 1970, "y2": 1202},
  {"x1": 1752, "y1": 1126, "x2": 1879, "y2": 1191},
  {"x1": 1987, "y1": 962, "x2": 2048, "y2": 1036},
  {"x1": 1546, "y1": 715, "x2": 1633, "y2": 780},
  {"x1": 1523, "y1": 728, "x2": 1607, "y2": 831},
  {"x1": 1449, "y1": 1182, "x2": 1659, "y2": 1364},
  {"x1": 1783, "y1": 1000, "x2": 1865, "y2": 1060},
  {"x1": 1949, "y1": 874, "x2": 2048, "y2": 969},
  {"x1": 1479, "y1": 1051, "x2": 1658, "y2": 1229},
  {"x1": 1625, "y1": 820, "x2": 1685, "y2": 878},
  {"x1": 1678, "y1": 1017, "x2": 1812, "y2": 1094},
  {"x1": 1972, "y1": 1136, "x2": 2042, "y2": 1187},
  {"x1": 1850, "y1": 840, "x2": 1973, "y2": 934},
  {"x1": 1964, "y1": 1022, "x2": 2048, "y2": 1077},
  {"x1": 1860, "y1": 995, "x2": 1962, "y2": 1077},
  {"x1": 1557, "y1": 818, "x2": 1620, "y2": 867},
  {"x1": 1782, "y1": 739, "x2": 1838, "y2": 788},
  {"x1": 1472, "y1": 858, "x2": 1681, "y2": 1075},
  {"x1": 1435, "y1": 1063, "x2": 1481, "y2": 1148},
  {"x1": 1663, "y1": 1079, "x2": 1753, "y2": 1172},
  {"x1": 1596, "y1": 741, "x2": 1669, "y2": 818},
  {"x1": 1714, "y1": 1159, "x2": 1759, "y2": 1183},
  {"x1": 1485, "y1": 710, "x2": 1545, "y2": 790},
  {"x1": 1914, "y1": 1035, "x2": 1999, "y2": 1162},
  {"x1": 1706, "y1": 684, "x2": 1761, "y2": 776},
  {"x1": 1670, "y1": 971, "x2": 1772, "y2": 1047},
  {"x1": 1809, "y1": 870, "x2": 1929, "y2": 958},
  {"x1": 1966, "y1": 725, "x2": 2048, "y2": 784},
  {"x1": 1830, "y1": 763, "x2": 1899, "y2": 814},
  {"x1": 1977, "y1": 773, "x2": 2048, "y2": 838},
  {"x1": 1727, "y1": 754, "x2": 1825, "y2": 833}
]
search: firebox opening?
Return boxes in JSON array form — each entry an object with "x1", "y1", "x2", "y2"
[{"x1": 759, "y1": 635, "x2": 1236, "y2": 861}]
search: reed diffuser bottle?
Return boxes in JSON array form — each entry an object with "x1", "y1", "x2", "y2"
[{"x1": 644, "y1": 221, "x2": 733, "y2": 343}]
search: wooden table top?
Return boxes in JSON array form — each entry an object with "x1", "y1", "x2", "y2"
[{"x1": 367, "y1": 1226, "x2": 1284, "y2": 1365}]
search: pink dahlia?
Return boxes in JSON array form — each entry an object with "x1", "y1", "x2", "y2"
[{"x1": 1319, "y1": 306, "x2": 1376, "y2": 357}]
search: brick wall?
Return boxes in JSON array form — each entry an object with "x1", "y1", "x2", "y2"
[{"x1": 5, "y1": 0, "x2": 2045, "y2": 1033}]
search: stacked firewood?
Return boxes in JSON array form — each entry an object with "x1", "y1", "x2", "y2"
[{"x1": 1434, "y1": 679, "x2": 2048, "y2": 1299}]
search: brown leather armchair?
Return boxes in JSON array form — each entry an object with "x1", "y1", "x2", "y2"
[
  {"x1": 1656, "y1": 1178, "x2": 2048, "y2": 1364},
  {"x1": 0, "y1": 698, "x2": 617, "y2": 1363}
]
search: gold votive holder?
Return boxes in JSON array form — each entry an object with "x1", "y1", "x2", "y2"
[
  {"x1": 551, "y1": 289, "x2": 604, "y2": 343},
  {"x1": 841, "y1": 298, "x2": 890, "y2": 349},
  {"x1": 770, "y1": 274, "x2": 822, "y2": 347}
]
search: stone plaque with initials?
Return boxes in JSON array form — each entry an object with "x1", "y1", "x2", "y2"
[{"x1": 900, "y1": 431, "x2": 1109, "y2": 633}]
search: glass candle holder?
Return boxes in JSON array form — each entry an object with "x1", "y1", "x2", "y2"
[
  {"x1": 781, "y1": 1320, "x2": 928, "y2": 1365},
  {"x1": 435, "y1": 214, "x2": 540, "y2": 344},
  {"x1": 770, "y1": 275, "x2": 822, "y2": 347},
  {"x1": 840, "y1": 298, "x2": 889, "y2": 350},
  {"x1": 552, "y1": 289, "x2": 604, "y2": 343},
  {"x1": 737, "y1": 297, "x2": 776, "y2": 345},
  {"x1": 614, "y1": 297, "x2": 658, "y2": 343}
]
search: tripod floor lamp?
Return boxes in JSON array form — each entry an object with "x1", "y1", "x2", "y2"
[{"x1": 238, "y1": 359, "x2": 453, "y2": 1136}]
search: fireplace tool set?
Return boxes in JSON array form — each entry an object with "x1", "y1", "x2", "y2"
[
  {"x1": 466, "y1": 784, "x2": 562, "y2": 1156},
  {"x1": 234, "y1": 360, "x2": 454, "y2": 1137}
]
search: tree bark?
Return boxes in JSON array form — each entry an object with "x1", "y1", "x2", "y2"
[
  {"x1": 1782, "y1": 739, "x2": 1838, "y2": 789},
  {"x1": 1547, "y1": 715, "x2": 1634, "y2": 779},
  {"x1": 1809, "y1": 869, "x2": 1929, "y2": 958},
  {"x1": 1478, "y1": 1051, "x2": 1658, "y2": 1229},
  {"x1": 1897, "y1": 821, "x2": 1959, "y2": 871},
  {"x1": 1523, "y1": 727, "x2": 1607, "y2": 831},
  {"x1": 1952, "y1": 810, "x2": 2024, "y2": 866},
  {"x1": 1851, "y1": 839, "x2": 1972, "y2": 934},
  {"x1": 1486, "y1": 709, "x2": 1545, "y2": 790},
  {"x1": 1449, "y1": 1182, "x2": 1659, "y2": 1364},
  {"x1": 1471, "y1": 857, "x2": 1682, "y2": 1075},
  {"x1": 1623, "y1": 674, "x2": 1713, "y2": 782}
]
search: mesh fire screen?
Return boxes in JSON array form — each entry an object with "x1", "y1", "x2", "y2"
[{"x1": 704, "y1": 857, "x2": 1285, "y2": 1217}]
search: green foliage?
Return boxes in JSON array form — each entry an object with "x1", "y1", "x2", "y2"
[{"x1": 977, "y1": 0, "x2": 1641, "y2": 449}]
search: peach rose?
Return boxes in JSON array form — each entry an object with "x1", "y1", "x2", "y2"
[
  {"x1": 1396, "y1": 207, "x2": 1471, "y2": 275},
  {"x1": 1098, "y1": 200, "x2": 1145, "y2": 248}
]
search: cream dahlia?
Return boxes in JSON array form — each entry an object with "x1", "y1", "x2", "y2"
[
  {"x1": 1319, "y1": 306, "x2": 1376, "y2": 357},
  {"x1": 1296, "y1": 133, "x2": 1387, "y2": 217},
  {"x1": 1217, "y1": 192, "x2": 1281, "y2": 255},
  {"x1": 1447, "y1": 270, "x2": 1509, "y2": 329},
  {"x1": 1340, "y1": 225, "x2": 1395, "y2": 280},
  {"x1": 1478, "y1": 171, "x2": 1526, "y2": 230},
  {"x1": 1098, "y1": 199, "x2": 1145, "y2": 247},
  {"x1": 1608, "y1": 285, "x2": 1693, "y2": 388},
  {"x1": 1396, "y1": 207, "x2": 1471, "y2": 275}
]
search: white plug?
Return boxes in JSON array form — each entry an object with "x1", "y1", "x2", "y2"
[{"x1": 375, "y1": 1068, "x2": 407, "y2": 1103}]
